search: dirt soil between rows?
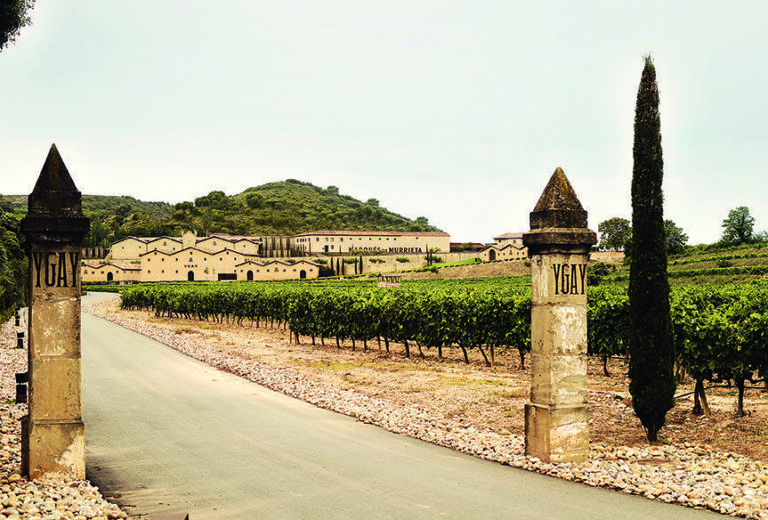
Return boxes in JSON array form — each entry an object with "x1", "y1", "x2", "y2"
[{"x1": 94, "y1": 296, "x2": 768, "y2": 464}]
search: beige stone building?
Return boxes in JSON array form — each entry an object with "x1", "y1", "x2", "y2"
[
  {"x1": 488, "y1": 232, "x2": 528, "y2": 261},
  {"x1": 83, "y1": 231, "x2": 319, "y2": 283},
  {"x1": 109, "y1": 231, "x2": 262, "y2": 260},
  {"x1": 83, "y1": 229, "x2": 455, "y2": 284},
  {"x1": 493, "y1": 232, "x2": 525, "y2": 248},
  {"x1": 235, "y1": 260, "x2": 319, "y2": 281},
  {"x1": 82, "y1": 262, "x2": 142, "y2": 284},
  {"x1": 293, "y1": 230, "x2": 451, "y2": 255}
]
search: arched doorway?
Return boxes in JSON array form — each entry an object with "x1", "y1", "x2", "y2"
[
  {"x1": 187, "y1": 271, "x2": 195, "y2": 282},
  {"x1": 247, "y1": 270, "x2": 254, "y2": 281},
  {"x1": 488, "y1": 249, "x2": 497, "y2": 261},
  {"x1": 107, "y1": 272, "x2": 114, "y2": 282},
  {"x1": 299, "y1": 270, "x2": 307, "y2": 279}
]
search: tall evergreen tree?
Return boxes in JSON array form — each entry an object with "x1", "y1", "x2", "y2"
[
  {"x1": 628, "y1": 56, "x2": 676, "y2": 442},
  {"x1": 0, "y1": 0, "x2": 35, "y2": 51}
]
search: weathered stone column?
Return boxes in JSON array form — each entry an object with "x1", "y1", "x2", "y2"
[
  {"x1": 522, "y1": 167, "x2": 596, "y2": 463},
  {"x1": 20, "y1": 145, "x2": 90, "y2": 479}
]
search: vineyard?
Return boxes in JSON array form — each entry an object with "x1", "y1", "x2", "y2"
[{"x1": 112, "y1": 277, "x2": 768, "y2": 416}]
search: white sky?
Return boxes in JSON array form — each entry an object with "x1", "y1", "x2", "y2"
[{"x1": 1, "y1": 1, "x2": 766, "y2": 244}]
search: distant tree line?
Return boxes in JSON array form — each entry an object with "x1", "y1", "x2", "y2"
[{"x1": 598, "y1": 205, "x2": 768, "y2": 257}]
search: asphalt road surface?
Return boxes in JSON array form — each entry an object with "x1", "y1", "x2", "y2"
[{"x1": 82, "y1": 294, "x2": 724, "y2": 519}]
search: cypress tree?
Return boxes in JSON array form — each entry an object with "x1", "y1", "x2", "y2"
[{"x1": 628, "y1": 56, "x2": 675, "y2": 442}]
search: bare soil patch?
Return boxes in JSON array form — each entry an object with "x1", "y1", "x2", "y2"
[{"x1": 99, "y1": 297, "x2": 768, "y2": 463}]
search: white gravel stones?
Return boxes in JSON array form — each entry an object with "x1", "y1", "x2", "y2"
[
  {"x1": 1, "y1": 311, "x2": 127, "y2": 520},
  {"x1": 86, "y1": 298, "x2": 768, "y2": 519}
]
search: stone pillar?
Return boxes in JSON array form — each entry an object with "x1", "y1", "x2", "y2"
[
  {"x1": 20, "y1": 145, "x2": 90, "y2": 479},
  {"x1": 522, "y1": 167, "x2": 596, "y2": 463}
]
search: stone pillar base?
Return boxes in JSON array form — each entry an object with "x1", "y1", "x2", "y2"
[
  {"x1": 22, "y1": 419, "x2": 85, "y2": 480},
  {"x1": 524, "y1": 403, "x2": 588, "y2": 463}
]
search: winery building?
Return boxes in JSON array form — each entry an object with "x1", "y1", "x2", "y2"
[
  {"x1": 83, "y1": 230, "x2": 318, "y2": 283},
  {"x1": 293, "y1": 230, "x2": 451, "y2": 255}
]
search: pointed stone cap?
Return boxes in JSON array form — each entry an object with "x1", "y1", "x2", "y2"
[
  {"x1": 523, "y1": 167, "x2": 596, "y2": 254},
  {"x1": 27, "y1": 144, "x2": 84, "y2": 218},
  {"x1": 530, "y1": 167, "x2": 588, "y2": 229},
  {"x1": 21, "y1": 145, "x2": 90, "y2": 244}
]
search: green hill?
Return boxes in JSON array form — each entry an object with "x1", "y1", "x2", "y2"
[
  {"x1": 2, "y1": 194, "x2": 174, "y2": 220},
  {"x1": 2, "y1": 180, "x2": 441, "y2": 247}
]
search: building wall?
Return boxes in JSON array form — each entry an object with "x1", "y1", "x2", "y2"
[
  {"x1": 294, "y1": 232, "x2": 451, "y2": 255},
  {"x1": 480, "y1": 245, "x2": 528, "y2": 262},
  {"x1": 231, "y1": 240, "x2": 261, "y2": 256},
  {"x1": 141, "y1": 247, "x2": 260, "y2": 282},
  {"x1": 110, "y1": 238, "x2": 148, "y2": 260},
  {"x1": 494, "y1": 233, "x2": 525, "y2": 248},
  {"x1": 236, "y1": 261, "x2": 319, "y2": 281},
  {"x1": 82, "y1": 264, "x2": 141, "y2": 284},
  {"x1": 145, "y1": 237, "x2": 183, "y2": 255},
  {"x1": 195, "y1": 236, "x2": 234, "y2": 253}
]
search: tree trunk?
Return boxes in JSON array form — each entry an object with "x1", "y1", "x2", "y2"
[
  {"x1": 692, "y1": 378, "x2": 710, "y2": 417},
  {"x1": 477, "y1": 345, "x2": 490, "y2": 367},
  {"x1": 602, "y1": 355, "x2": 610, "y2": 377},
  {"x1": 736, "y1": 378, "x2": 746, "y2": 417}
]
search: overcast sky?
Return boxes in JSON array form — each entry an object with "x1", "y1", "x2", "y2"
[{"x1": 1, "y1": 1, "x2": 766, "y2": 244}]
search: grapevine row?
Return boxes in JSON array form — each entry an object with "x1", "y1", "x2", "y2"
[{"x1": 119, "y1": 279, "x2": 768, "y2": 413}]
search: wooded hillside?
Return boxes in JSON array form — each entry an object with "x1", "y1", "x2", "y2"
[{"x1": 3, "y1": 179, "x2": 441, "y2": 247}]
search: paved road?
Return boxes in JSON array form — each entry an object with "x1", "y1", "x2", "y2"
[{"x1": 82, "y1": 294, "x2": 724, "y2": 519}]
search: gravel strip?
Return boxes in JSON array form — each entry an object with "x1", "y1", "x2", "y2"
[
  {"x1": 84, "y1": 296, "x2": 768, "y2": 519},
  {"x1": 0, "y1": 310, "x2": 127, "y2": 520}
]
